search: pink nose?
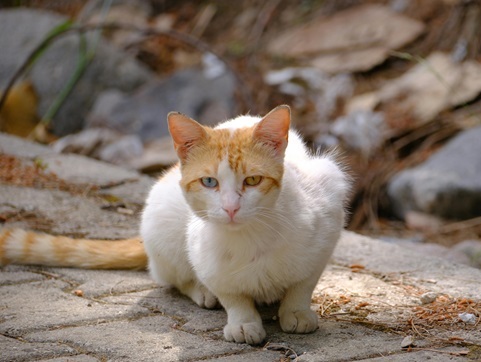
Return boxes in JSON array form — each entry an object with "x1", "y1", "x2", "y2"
[{"x1": 223, "y1": 206, "x2": 240, "y2": 220}]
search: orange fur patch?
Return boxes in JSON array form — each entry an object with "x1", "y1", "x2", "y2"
[
  {"x1": 0, "y1": 228, "x2": 147, "y2": 269},
  {"x1": 21, "y1": 231, "x2": 36, "y2": 263},
  {"x1": 0, "y1": 229, "x2": 12, "y2": 265},
  {"x1": 180, "y1": 125, "x2": 284, "y2": 194}
]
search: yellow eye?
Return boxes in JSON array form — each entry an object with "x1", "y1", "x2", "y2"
[{"x1": 244, "y1": 176, "x2": 263, "y2": 186}]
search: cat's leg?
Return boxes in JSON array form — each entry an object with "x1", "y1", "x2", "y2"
[
  {"x1": 278, "y1": 273, "x2": 319, "y2": 334},
  {"x1": 217, "y1": 293, "x2": 266, "y2": 345},
  {"x1": 141, "y1": 172, "x2": 219, "y2": 309},
  {"x1": 178, "y1": 280, "x2": 219, "y2": 309},
  {"x1": 148, "y1": 257, "x2": 218, "y2": 309}
]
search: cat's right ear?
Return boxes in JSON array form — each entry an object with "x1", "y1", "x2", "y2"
[{"x1": 168, "y1": 112, "x2": 207, "y2": 161}]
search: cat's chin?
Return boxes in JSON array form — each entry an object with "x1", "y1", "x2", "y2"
[
  {"x1": 214, "y1": 219, "x2": 246, "y2": 231},
  {"x1": 224, "y1": 222, "x2": 245, "y2": 231}
]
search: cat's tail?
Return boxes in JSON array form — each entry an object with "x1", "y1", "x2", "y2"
[{"x1": 0, "y1": 228, "x2": 147, "y2": 270}]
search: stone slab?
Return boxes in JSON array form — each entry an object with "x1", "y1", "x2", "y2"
[
  {"x1": 0, "y1": 133, "x2": 53, "y2": 158},
  {"x1": 26, "y1": 316, "x2": 253, "y2": 362},
  {"x1": 102, "y1": 288, "x2": 227, "y2": 330},
  {"x1": 0, "y1": 334, "x2": 76, "y2": 362},
  {"x1": 357, "y1": 348, "x2": 470, "y2": 361},
  {"x1": 38, "y1": 153, "x2": 142, "y2": 187},
  {"x1": 335, "y1": 231, "x2": 481, "y2": 300},
  {"x1": 0, "y1": 184, "x2": 138, "y2": 239},
  {"x1": 37, "y1": 356, "x2": 100, "y2": 362},
  {"x1": 0, "y1": 267, "x2": 45, "y2": 285},
  {"x1": 42, "y1": 268, "x2": 156, "y2": 298},
  {"x1": 0, "y1": 279, "x2": 150, "y2": 337},
  {"x1": 264, "y1": 319, "x2": 400, "y2": 362}
]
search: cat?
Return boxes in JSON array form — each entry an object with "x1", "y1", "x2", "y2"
[{"x1": 0, "y1": 105, "x2": 350, "y2": 345}]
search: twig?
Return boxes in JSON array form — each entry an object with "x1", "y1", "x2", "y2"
[
  {"x1": 31, "y1": 0, "x2": 113, "y2": 137},
  {"x1": 438, "y1": 215, "x2": 481, "y2": 234},
  {"x1": 248, "y1": 0, "x2": 281, "y2": 46},
  {"x1": 191, "y1": 3, "x2": 217, "y2": 38}
]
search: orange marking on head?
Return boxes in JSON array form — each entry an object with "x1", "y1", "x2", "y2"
[
  {"x1": 179, "y1": 122, "x2": 284, "y2": 196},
  {"x1": 265, "y1": 177, "x2": 281, "y2": 193}
]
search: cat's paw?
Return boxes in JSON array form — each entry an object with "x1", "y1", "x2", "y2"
[
  {"x1": 279, "y1": 309, "x2": 318, "y2": 334},
  {"x1": 193, "y1": 287, "x2": 219, "y2": 309},
  {"x1": 224, "y1": 322, "x2": 266, "y2": 345}
]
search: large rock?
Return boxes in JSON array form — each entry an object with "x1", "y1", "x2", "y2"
[
  {"x1": 268, "y1": 4, "x2": 424, "y2": 74},
  {"x1": 347, "y1": 52, "x2": 481, "y2": 131},
  {"x1": 87, "y1": 67, "x2": 236, "y2": 142},
  {"x1": 0, "y1": 8, "x2": 152, "y2": 136},
  {"x1": 387, "y1": 126, "x2": 481, "y2": 220}
]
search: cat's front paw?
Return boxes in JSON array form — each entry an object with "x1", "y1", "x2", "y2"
[
  {"x1": 279, "y1": 309, "x2": 318, "y2": 334},
  {"x1": 224, "y1": 322, "x2": 266, "y2": 345},
  {"x1": 186, "y1": 284, "x2": 219, "y2": 309}
]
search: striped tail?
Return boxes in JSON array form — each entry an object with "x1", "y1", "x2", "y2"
[{"x1": 0, "y1": 228, "x2": 147, "y2": 270}]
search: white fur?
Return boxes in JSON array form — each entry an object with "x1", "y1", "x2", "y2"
[{"x1": 141, "y1": 115, "x2": 349, "y2": 344}]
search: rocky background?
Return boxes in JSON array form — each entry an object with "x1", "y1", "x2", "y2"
[{"x1": 0, "y1": 0, "x2": 481, "y2": 269}]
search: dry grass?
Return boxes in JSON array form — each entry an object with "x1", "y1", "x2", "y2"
[
  {"x1": 314, "y1": 290, "x2": 481, "y2": 347},
  {"x1": 0, "y1": 153, "x2": 97, "y2": 195}
]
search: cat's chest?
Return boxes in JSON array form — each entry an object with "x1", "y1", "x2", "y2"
[{"x1": 187, "y1": 227, "x2": 306, "y2": 301}]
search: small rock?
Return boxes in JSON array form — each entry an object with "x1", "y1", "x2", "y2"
[
  {"x1": 405, "y1": 211, "x2": 443, "y2": 233},
  {"x1": 419, "y1": 292, "x2": 438, "y2": 304},
  {"x1": 452, "y1": 240, "x2": 481, "y2": 268},
  {"x1": 329, "y1": 110, "x2": 385, "y2": 159},
  {"x1": 458, "y1": 312, "x2": 477, "y2": 324},
  {"x1": 401, "y1": 335, "x2": 415, "y2": 348}
]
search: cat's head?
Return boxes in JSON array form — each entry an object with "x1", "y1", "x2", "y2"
[{"x1": 168, "y1": 105, "x2": 290, "y2": 227}]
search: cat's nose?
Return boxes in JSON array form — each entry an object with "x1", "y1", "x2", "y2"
[{"x1": 222, "y1": 206, "x2": 240, "y2": 220}]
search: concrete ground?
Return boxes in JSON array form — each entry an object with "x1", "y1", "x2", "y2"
[{"x1": 1, "y1": 133, "x2": 480, "y2": 362}]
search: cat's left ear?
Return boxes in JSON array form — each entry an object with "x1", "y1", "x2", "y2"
[
  {"x1": 253, "y1": 105, "x2": 290, "y2": 156},
  {"x1": 168, "y1": 112, "x2": 207, "y2": 161}
]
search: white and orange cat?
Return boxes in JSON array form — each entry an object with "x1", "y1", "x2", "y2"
[{"x1": 0, "y1": 105, "x2": 349, "y2": 345}]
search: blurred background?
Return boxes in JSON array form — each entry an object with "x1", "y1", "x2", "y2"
[{"x1": 1, "y1": 0, "x2": 481, "y2": 268}]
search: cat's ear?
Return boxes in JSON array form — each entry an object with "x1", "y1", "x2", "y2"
[
  {"x1": 253, "y1": 105, "x2": 290, "y2": 156},
  {"x1": 168, "y1": 112, "x2": 207, "y2": 161}
]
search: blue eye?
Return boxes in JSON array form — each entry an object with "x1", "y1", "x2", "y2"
[{"x1": 201, "y1": 177, "x2": 218, "y2": 188}]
